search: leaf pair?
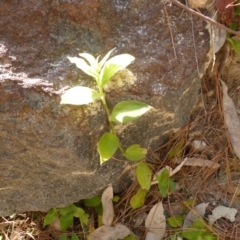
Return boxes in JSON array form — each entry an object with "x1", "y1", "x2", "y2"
[{"x1": 98, "y1": 133, "x2": 147, "y2": 164}]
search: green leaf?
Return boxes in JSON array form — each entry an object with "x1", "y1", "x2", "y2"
[
  {"x1": 136, "y1": 162, "x2": 152, "y2": 190},
  {"x1": 169, "y1": 178, "x2": 176, "y2": 191},
  {"x1": 97, "y1": 132, "x2": 119, "y2": 164},
  {"x1": 236, "y1": 5, "x2": 240, "y2": 15},
  {"x1": 202, "y1": 235, "x2": 216, "y2": 240},
  {"x1": 182, "y1": 219, "x2": 212, "y2": 240},
  {"x1": 84, "y1": 196, "x2": 101, "y2": 207},
  {"x1": 227, "y1": 37, "x2": 240, "y2": 52},
  {"x1": 156, "y1": 168, "x2": 173, "y2": 197},
  {"x1": 100, "y1": 54, "x2": 135, "y2": 85},
  {"x1": 60, "y1": 213, "x2": 74, "y2": 231},
  {"x1": 60, "y1": 235, "x2": 69, "y2": 240},
  {"x1": 167, "y1": 215, "x2": 184, "y2": 228},
  {"x1": 60, "y1": 86, "x2": 102, "y2": 105},
  {"x1": 98, "y1": 48, "x2": 115, "y2": 69},
  {"x1": 230, "y1": 22, "x2": 238, "y2": 31},
  {"x1": 43, "y1": 208, "x2": 58, "y2": 226},
  {"x1": 110, "y1": 101, "x2": 152, "y2": 124},
  {"x1": 124, "y1": 144, "x2": 147, "y2": 161},
  {"x1": 79, "y1": 53, "x2": 99, "y2": 71},
  {"x1": 74, "y1": 207, "x2": 89, "y2": 225},
  {"x1": 95, "y1": 204, "x2": 103, "y2": 215},
  {"x1": 124, "y1": 234, "x2": 138, "y2": 240},
  {"x1": 71, "y1": 233, "x2": 79, "y2": 240},
  {"x1": 113, "y1": 195, "x2": 120, "y2": 202},
  {"x1": 130, "y1": 188, "x2": 147, "y2": 209},
  {"x1": 59, "y1": 204, "x2": 77, "y2": 216},
  {"x1": 68, "y1": 56, "x2": 98, "y2": 79}
]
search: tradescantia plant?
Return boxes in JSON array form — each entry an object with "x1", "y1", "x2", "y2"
[{"x1": 61, "y1": 48, "x2": 153, "y2": 164}]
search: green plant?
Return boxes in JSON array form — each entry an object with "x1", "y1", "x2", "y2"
[
  {"x1": 59, "y1": 233, "x2": 79, "y2": 240},
  {"x1": 181, "y1": 219, "x2": 216, "y2": 240},
  {"x1": 61, "y1": 48, "x2": 152, "y2": 164},
  {"x1": 44, "y1": 204, "x2": 89, "y2": 233},
  {"x1": 227, "y1": 1, "x2": 240, "y2": 52},
  {"x1": 60, "y1": 49, "x2": 157, "y2": 209},
  {"x1": 156, "y1": 168, "x2": 176, "y2": 197}
]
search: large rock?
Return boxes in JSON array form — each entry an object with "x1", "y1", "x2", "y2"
[{"x1": 0, "y1": 0, "x2": 209, "y2": 215}]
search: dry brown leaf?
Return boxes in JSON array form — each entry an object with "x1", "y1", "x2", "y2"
[
  {"x1": 145, "y1": 202, "x2": 166, "y2": 240},
  {"x1": 170, "y1": 158, "x2": 188, "y2": 176},
  {"x1": 88, "y1": 223, "x2": 131, "y2": 240},
  {"x1": 208, "y1": 206, "x2": 238, "y2": 226},
  {"x1": 212, "y1": 26, "x2": 226, "y2": 55},
  {"x1": 183, "y1": 203, "x2": 209, "y2": 228},
  {"x1": 176, "y1": 157, "x2": 220, "y2": 169},
  {"x1": 101, "y1": 185, "x2": 114, "y2": 226},
  {"x1": 222, "y1": 80, "x2": 240, "y2": 159}
]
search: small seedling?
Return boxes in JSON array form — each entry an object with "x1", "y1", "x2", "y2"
[
  {"x1": 60, "y1": 48, "x2": 152, "y2": 164},
  {"x1": 156, "y1": 168, "x2": 176, "y2": 198},
  {"x1": 60, "y1": 49, "x2": 157, "y2": 207}
]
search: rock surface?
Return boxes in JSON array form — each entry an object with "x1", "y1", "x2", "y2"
[{"x1": 0, "y1": 0, "x2": 209, "y2": 215}]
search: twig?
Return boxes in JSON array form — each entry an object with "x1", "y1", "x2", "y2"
[
  {"x1": 169, "y1": 0, "x2": 240, "y2": 37},
  {"x1": 163, "y1": 2, "x2": 177, "y2": 59}
]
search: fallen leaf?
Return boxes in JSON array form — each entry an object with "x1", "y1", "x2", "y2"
[
  {"x1": 145, "y1": 202, "x2": 166, "y2": 240},
  {"x1": 183, "y1": 203, "x2": 209, "y2": 228},
  {"x1": 222, "y1": 80, "x2": 240, "y2": 160},
  {"x1": 176, "y1": 157, "x2": 220, "y2": 169},
  {"x1": 208, "y1": 206, "x2": 238, "y2": 226},
  {"x1": 169, "y1": 158, "x2": 188, "y2": 176},
  {"x1": 88, "y1": 223, "x2": 131, "y2": 240},
  {"x1": 212, "y1": 26, "x2": 226, "y2": 55},
  {"x1": 113, "y1": 223, "x2": 131, "y2": 239},
  {"x1": 101, "y1": 185, "x2": 114, "y2": 226}
]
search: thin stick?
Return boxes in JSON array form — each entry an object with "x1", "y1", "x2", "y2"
[
  {"x1": 169, "y1": 0, "x2": 240, "y2": 37},
  {"x1": 163, "y1": 3, "x2": 177, "y2": 59}
]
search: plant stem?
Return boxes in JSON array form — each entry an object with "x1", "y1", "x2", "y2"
[
  {"x1": 97, "y1": 82, "x2": 125, "y2": 154},
  {"x1": 100, "y1": 95, "x2": 125, "y2": 154}
]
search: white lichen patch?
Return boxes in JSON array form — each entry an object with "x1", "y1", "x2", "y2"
[{"x1": 103, "y1": 69, "x2": 136, "y2": 92}]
